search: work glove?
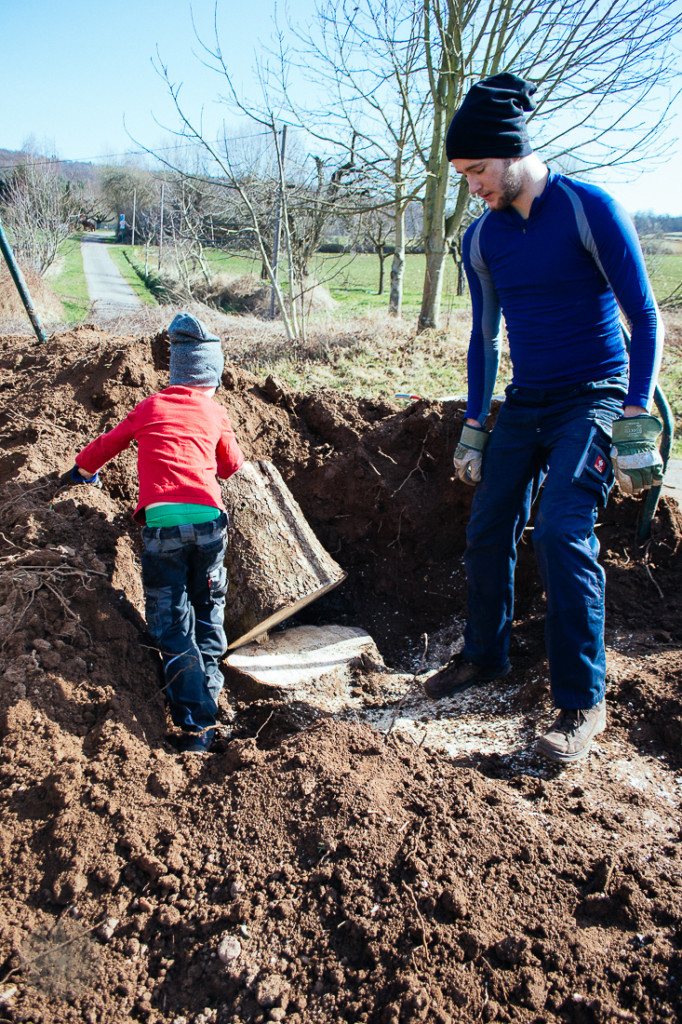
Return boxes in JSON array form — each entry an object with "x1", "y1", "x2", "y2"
[
  {"x1": 453, "y1": 424, "x2": 490, "y2": 485},
  {"x1": 68, "y1": 465, "x2": 101, "y2": 487},
  {"x1": 610, "y1": 415, "x2": 664, "y2": 495}
]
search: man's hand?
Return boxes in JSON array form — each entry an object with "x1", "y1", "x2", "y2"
[
  {"x1": 454, "y1": 424, "x2": 490, "y2": 485},
  {"x1": 610, "y1": 414, "x2": 664, "y2": 495}
]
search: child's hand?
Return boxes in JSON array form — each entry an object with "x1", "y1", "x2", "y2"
[{"x1": 68, "y1": 465, "x2": 101, "y2": 487}]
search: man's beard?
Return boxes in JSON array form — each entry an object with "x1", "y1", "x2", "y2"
[{"x1": 495, "y1": 161, "x2": 524, "y2": 209}]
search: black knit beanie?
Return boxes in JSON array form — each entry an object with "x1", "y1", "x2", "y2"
[{"x1": 446, "y1": 73, "x2": 537, "y2": 161}]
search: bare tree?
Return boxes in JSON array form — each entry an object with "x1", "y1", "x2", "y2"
[
  {"x1": 75, "y1": 180, "x2": 109, "y2": 231},
  {"x1": 416, "y1": 0, "x2": 682, "y2": 331},
  {"x1": 279, "y1": 0, "x2": 682, "y2": 330},
  {"x1": 362, "y1": 207, "x2": 395, "y2": 295},
  {"x1": 145, "y1": 65, "x2": 301, "y2": 338},
  {"x1": 161, "y1": 172, "x2": 217, "y2": 290},
  {"x1": 137, "y1": 0, "x2": 681, "y2": 332},
  {"x1": 146, "y1": 20, "x2": 370, "y2": 341},
  {"x1": 99, "y1": 165, "x2": 163, "y2": 271},
  {"x1": 278, "y1": 140, "x2": 369, "y2": 329},
  {"x1": 280, "y1": 0, "x2": 431, "y2": 318},
  {"x1": 101, "y1": 163, "x2": 219, "y2": 289},
  {"x1": 1, "y1": 153, "x2": 83, "y2": 275}
]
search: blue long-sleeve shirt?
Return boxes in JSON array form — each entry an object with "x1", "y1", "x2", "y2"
[{"x1": 462, "y1": 169, "x2": 664, "y2": 424}]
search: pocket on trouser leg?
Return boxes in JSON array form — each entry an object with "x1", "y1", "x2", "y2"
[
  {"x1": 207, "y1": 564, "x2": 228, "y2": 606},
  {"x1": 200, "y1": 565, "x2": 228, "y2": 659},
  {"x1": 571, "y1": 426, "x2": 614, "y2": 506},
  {"x1": 145, "y1": 586, "x2": 173, "y2": 642}
]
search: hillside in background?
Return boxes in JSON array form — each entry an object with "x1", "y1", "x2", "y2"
[{"x1": 0, "y1": 149, "x2": 102, "y2": 184}]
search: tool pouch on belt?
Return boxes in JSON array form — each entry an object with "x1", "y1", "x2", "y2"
[{"x1": 571, "y1": 426, "x2": 614, "y2": 505}]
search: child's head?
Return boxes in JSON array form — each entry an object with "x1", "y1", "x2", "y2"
[{"x1": 168, "y1": 313, "x2": 224, "y2": 389}]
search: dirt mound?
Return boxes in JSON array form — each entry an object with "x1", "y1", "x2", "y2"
[{"x1": 0, "y1": 327, "x2": 681, "y2": 1024}]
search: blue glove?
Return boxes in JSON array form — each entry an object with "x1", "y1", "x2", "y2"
[
  {"x1": 454, "y1": 424, "x2": 490, "y2": 485},
  {"x1": 610, "y1": 415, "x2": 664, "y2": 495},
  {"x1": 69, "y1": 465, "x2": 100, "y2": 486}
]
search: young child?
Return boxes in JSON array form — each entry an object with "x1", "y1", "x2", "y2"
[{"x1": 72, "y1": 313, "x2": 244, "y2": 753}]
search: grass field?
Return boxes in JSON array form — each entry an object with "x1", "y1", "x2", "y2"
[
  {"x1": 120, "y1": 245, "x2": 469, "y2": 319},
  {"x1": 644, "y1": 254, "x2": 682, "y2": 305},
  {"x1": 227, "y1": 310, "x2": 487, "y2": 403},
  {"x1": 51, "y1": 231, "x2": 682, "y2": 323},
  {"x1": 47, "y1": 234, "x2": 90, "y2": 321},
  {"x1": 119, "y1": 241, "x2": 682, "y2": 317},
  {"x1": 107, "y1": 246, "x2": 159, "y2": 307}
]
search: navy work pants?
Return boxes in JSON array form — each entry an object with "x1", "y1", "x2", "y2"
[
  {"x1": 463, "y1": 383, "x2": 624, "y2": 710},
  {"x1": 141, "y1": 514, "x2": 229, "y2": 733}
]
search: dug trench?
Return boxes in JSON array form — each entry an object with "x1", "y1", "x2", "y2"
[{"x1": 0, "y1": 325, "x2": 681, "y2": 1024}]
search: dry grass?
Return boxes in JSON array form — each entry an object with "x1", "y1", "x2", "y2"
[
  {"x1": 662, "y1": 310, "x2": 682, "y2": 348},
  {"x1": 1, "y1": 292, "x2": 679, "y2": 424},
  {"x1": 192, "y1": 270, "x2": 338, "y2": 319},
  {"x1": 0, "y1": 266, "x2": 66, "y2": 325},
  {"x1": 217, "y1": 307, "x2": 488, "y2": 400},
  {"x1": 192, "y1": 272, "x2": 271, "y2": 315}
]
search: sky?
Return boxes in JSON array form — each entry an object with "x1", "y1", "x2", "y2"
[
  {"x1": 2, "y1": 0, "x2": 285, "y2": 165},
  {"x1": 3, "y1": 0, "x2": 682, "y2": 217}
]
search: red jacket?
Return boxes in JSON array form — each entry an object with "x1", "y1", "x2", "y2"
[{"x1": 76, "y1": 386, "x2": 244, "y2": 524}]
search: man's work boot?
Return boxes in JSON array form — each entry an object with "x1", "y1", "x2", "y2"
[
  {"x1": 535, "y1": 700, "x2": 606, "y2": 763},
  {"x1": 423, "y1": 654, "x2": 511, "y2": 700}
]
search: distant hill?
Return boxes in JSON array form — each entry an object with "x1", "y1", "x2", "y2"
[{"x1": 0, "y1": 149, "x2": 99, "y2": 183}]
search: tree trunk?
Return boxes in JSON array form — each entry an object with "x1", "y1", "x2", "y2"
[
  {"x1": 388, "y1": 179, "x2": 406, "y2": 318},
  {"x1": 377, "y1": 246, "x2": 385, "y2": 295},
  {"x1": 418, "y1": 232, "x2": 448, "y2": 331},
  {"x1": 419, "y1": 178, "x2": 470, "y2": 330},
  {"x1": 418, "y1": 0, "x2": 463, "y2": 332},
  {"x1": 221, "y1": 461, "x2": 346, "y2": 649},
  {"x1": 388, "y1": 249, "x2": 404, "y2": 317},
  {"x1": 457, "y1": 259, "x2": 465, "y2": 297}
]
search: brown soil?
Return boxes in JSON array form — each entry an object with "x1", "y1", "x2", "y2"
[{"x1": 0, "y1": 325, "x2": 681, "y2": 1024}]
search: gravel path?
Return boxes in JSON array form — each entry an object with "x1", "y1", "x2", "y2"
[{"x1": 81, "y1": 234, "x2": 141, "y2": 319}]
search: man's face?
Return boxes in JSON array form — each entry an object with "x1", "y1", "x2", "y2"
[{"x1": 451, "y1": 157, "x2": 523, "y2": 210}]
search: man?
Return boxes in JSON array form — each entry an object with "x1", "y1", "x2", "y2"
[{"x1": 424, "y1": 73, "x2": 664, "y2": 763}]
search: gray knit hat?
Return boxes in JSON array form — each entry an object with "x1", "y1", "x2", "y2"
[{"x1": 168, "y1": 312, "x2": 224, "y2": 388}]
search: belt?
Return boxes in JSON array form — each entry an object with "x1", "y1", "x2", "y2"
[{"x1": 506, "y1": 377, "x2": 627, "y2": 403}]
